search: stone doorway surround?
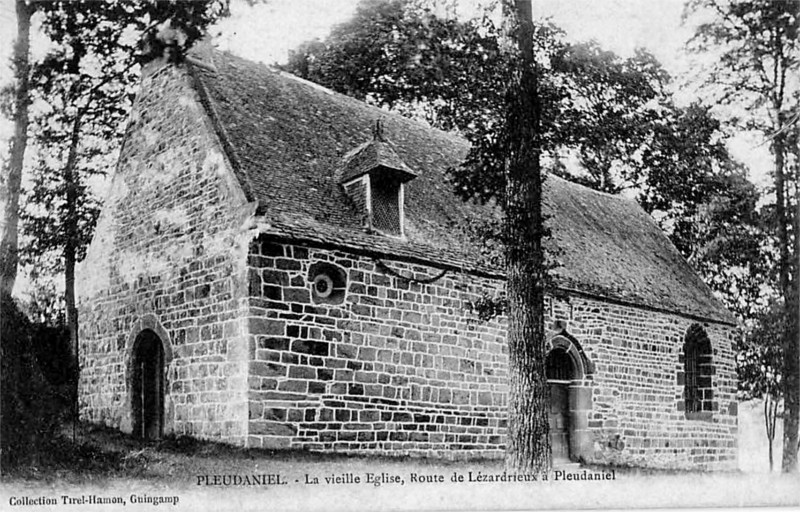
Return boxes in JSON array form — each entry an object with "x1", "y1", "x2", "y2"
[{"x1": 122, "y1": 314, "x2": 174, "y2": 438}]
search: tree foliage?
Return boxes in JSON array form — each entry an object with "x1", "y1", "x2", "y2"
[
  {"x1": 687, "y1": 0, "x2": 800, "y2": 472},
  {"x1": 19, "y1": 0, "x2": 229, "y2": 338},
  {"x1": 738, "y1": 300, "x2": 786, "y2": 401},
  {"x1": 687, "y1": 171, "x2": 771, "y2": 320},
  {"x1": 285, "y1": 0, "x2": 509, "y2": 135}
]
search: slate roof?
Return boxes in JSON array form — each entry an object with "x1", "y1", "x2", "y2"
[{"x1": 185, "y1": 48, "x2": 735, "y2": 325}]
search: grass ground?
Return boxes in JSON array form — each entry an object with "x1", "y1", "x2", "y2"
[{"x1": 1, "y1": 420, "x2": 798, "y2": 512}]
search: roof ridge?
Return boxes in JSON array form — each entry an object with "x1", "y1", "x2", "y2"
[
  {"x1": 545, "y1": 173, "x2": 640, "y2": 204},
  {"x1": 275, "y1": 68, "x2": 336, "y2": 96}
]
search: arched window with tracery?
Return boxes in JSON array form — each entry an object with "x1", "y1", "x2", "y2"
[{"x1": 681, "y1": 324, "x2": 713, "y2": 418}]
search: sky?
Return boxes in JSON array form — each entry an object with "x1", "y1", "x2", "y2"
[
  {"x1": 0, "y1": 0, "x2": 16, "y2": 142},
  {"x1": 213, "y1": 0, "x2": 692, "y2": 71}
]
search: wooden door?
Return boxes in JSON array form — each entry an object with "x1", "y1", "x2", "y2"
[
  {"x1": 549, "y1": 382, "x2": 570, "y2": 462},
  {"x1": 132, "y1": 331, "x2": 164, "y2": 440},
  {"x1": 546, "y1": 348, "x2": 574, "y2": 462}
]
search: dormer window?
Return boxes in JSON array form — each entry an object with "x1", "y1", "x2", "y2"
[
  {"x1": 371, "y1": 175, "x2": 403, "y2": 236},
  {"x1": 340, "y1": 120, "x2": 416, "y2": 238}
]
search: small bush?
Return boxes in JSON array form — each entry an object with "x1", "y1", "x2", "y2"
[{"x1": 1, "y1": 292, "x2": 72, "y2": 471}]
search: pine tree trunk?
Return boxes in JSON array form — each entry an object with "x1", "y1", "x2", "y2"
[
  {"x1": 784, "y1": 289, "x2": 800, "y2": 473},
  {"x1": 65, "y1": 243, "x2": 78, "y2": 364},
  {"x1": 774, "y1": 130, "x2": 799, "y2": 473},
  {"x1": 0, "y1": 0, "x2": 32, "y2": 474},
  {"x1": 795, "y1": 143, "x2": 800, "y2": 460},
  {"x1": 504, "y1": 0, "x2": 550, "y2": 474},
  {"x1": 0, "y1": 0, "x2": 32, "y2": 295},
  {"x1": 64, "y1": 111, "x2": 83, "y2": 422},
  {"x1": 783, "y1": 134, "x2": 800, "y2": 471}
]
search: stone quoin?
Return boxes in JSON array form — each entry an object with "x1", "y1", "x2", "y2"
[{"x1": 77, "y1": 42, "x2": 738, "y2": 470}]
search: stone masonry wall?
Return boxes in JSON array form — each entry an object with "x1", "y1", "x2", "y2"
[
  {"x1": 247, "y1": 238, "x2": 738, "y2": 469},
  {"x1": 247, "y1": 237, "x2": 509, "y2": 459},
  {"x1": 76, "y1": 60, "x2": 255, "y2": 444}
]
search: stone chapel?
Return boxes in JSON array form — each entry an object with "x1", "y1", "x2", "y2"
[{"x1": 76, "y1": 45, "x2": 738, "y2": 470}]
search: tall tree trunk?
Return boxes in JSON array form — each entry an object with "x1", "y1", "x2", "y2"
[
  {"x1": 0, "y1": 0, "x2": 32, "y2": 295},
  {"x1": 790, "y1": 134, "x2": 800, "y2": 463},
  {"x1": 63, "y1": 110, "x2": 84, "y2": 429},
  {"x1": 504, "y1": 0, "x2": 550, "y2": 474},
  {"x1": 64, "y1": 113, "x2": 82, "y2": 363},
  {"x1": 774, "y1": 130, "x2": 789, "y2": 305},
  {"x1": 0, "y1": 0, "x2": 32, "y2": 475},
  {"x1": 65, "y1": 225, "x2": 78, "y2": 429},
  {"x1": 775, "y1": 128, "x2": 799, "y2": 473},
  {"x1": 780, "y1": 268, "x2": 800, "y2": 474}
]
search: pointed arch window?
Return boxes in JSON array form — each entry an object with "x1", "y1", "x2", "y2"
[{"x1": 681, "y1": 324, "x2": 714, "y2": 419}]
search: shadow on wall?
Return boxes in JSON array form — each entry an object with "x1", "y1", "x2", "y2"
[{"x1": 738, "y1": 398, "x2": 785, "y2": 473}]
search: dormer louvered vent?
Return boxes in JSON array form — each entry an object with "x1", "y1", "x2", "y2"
[{"x1": 340, "y1": 120, "x2": 417, "y2": 237}]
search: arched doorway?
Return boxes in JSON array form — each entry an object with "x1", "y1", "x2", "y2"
[
  {"x1": 546, "y1": 347, "x2": 574, "y2": 462},
  {"x1": 131, "y1": 329, "x2": 165, "y2": 440}
]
